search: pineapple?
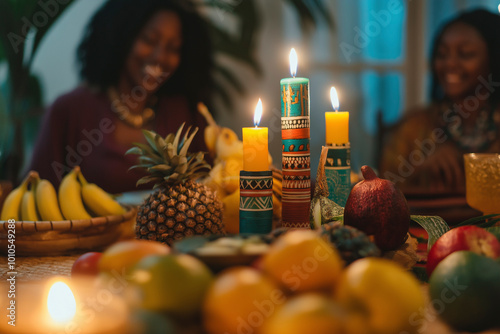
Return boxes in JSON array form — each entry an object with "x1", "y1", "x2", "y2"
[{"x1": 127, "y1": 124, "x2": 225, "y2": 246}]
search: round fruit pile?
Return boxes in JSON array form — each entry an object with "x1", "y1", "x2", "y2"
[{"x1": 71, "y1": 230, "x2": 425, "y2": 334}]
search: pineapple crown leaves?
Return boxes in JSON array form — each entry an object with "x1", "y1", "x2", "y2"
[{"x1": 126, "y1": 123, "x2": 211, "y2": 188}]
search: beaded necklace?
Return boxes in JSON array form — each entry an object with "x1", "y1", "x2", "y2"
[
  {"x1": 108, "y1": 88, "x2": 156, "y2": 129},
  {"x1": 443, "y1": 105, "x2": 499, "y2": 152}
]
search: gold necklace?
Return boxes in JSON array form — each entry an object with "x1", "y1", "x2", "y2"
[{"x1": 107, "y1": 87, "x2": 156, "y2": 129}]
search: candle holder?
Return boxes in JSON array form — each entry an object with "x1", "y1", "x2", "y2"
[
  {"x1": 239, "y1": 170, "x2": 273, "y2": 234},
  {"x1": 324, "y1": 143, "x2": 351, "y2": 207},
  {"x1": 280, "y1": 78, "x2": 311, "y2": 229}
]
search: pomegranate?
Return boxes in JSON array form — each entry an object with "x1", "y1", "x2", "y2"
[{"x1": 344, "y1": 165, "x2": 410, "y2": 251}]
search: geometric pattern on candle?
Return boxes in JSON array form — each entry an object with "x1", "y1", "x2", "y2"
[
  {"x1": 325, "y1": 143, "x2": 351, "y2": 167},
  {"x1": 282, "y1": 139, "x2": 310, "y2": 152},
  {"x1": 239, "y1": 170, "x2": 273, "y2": 234},
  {"x1": 282, "y1": 155, "x2": 311, "y2": 170},
  {"x1": 282, "y1": 176, "x2": 311, "y2": 189},
  {"x1": 325, "y1": 145, "x2": 351, "y2": 207},
  {"x1": 282, "y1": 116, "x2": 310, "y2": 130},
  {"x1": 281, "y1": 83, "x2": 309, "y2": 117},
  {"x1": 239, "y1": 178, "x2": 273, "y2": 191},
  {"x1": 239, "y1": 196, "x2": 273, "y2": 211}
]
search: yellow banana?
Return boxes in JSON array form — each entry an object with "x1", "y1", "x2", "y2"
[
  {"x1": 36, "y1": 179, "x2": 64, "y2": 221},
  {"x1": 197, "y1": 102, "x2": 220, "y2": 159},
  {"x1": 21, "y1": 178, "x2": 39, "y2": 221},
  {"x1": 59, "y1": 167, "x2": 92, "y2": 220},
  {"x1": 78, "y1": 171, "x2": 125, "y2": 216},
  {"x1": 1, "y1": 172, "x2": 36, "y2": 221},
  {"x1": 215, "y1": 128, "x2": 243, "y2": 161}
]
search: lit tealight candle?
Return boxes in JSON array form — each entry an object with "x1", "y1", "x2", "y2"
[
  {"x1": 325, "y1": 87, "x2": 349, "y2": 146},
  {"x1": 47, "y1": 281, "x2": 77, "y2": 324},
  {"x1": 242, "y1": 99, "x2": 269, "y2": 171},
  {"x1": 0, "y1": 278, "x2": 129, "y2": 334}
]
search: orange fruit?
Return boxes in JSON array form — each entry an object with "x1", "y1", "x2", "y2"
[
  {"x1": 335, "y1": 257, "x2": 425, "y2": 334},
  {"x1": 262, "y1": 230, "x2": 342, "y2": 293},
  {"x1": 261, "y1": 293, "x2": 343, "y2": 334},
  {"x1": 99, "y1": 240, "x2": 169, "y2": 275},
  {"x1": 129, "y1": 254, "x2": 213, "y2": 318},
  {"x1": 203, "y1": 266, "x2": 284, "y2": 334}
]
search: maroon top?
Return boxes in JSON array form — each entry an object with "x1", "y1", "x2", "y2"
[{"x1": 29, "y1": 86, "x2": 208, "y2": 194}]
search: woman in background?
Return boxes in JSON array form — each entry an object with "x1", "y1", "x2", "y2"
[
  {"x1": 380, "y1": 9, "x2": 500, "y2": 194},
  {"x1": 29, "y1": 0, "x2": 213, "y2": 193}
]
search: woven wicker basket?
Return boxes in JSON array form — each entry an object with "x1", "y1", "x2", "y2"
[{"x1": 0, "y1": 207, "x2": 137, "y2": 256}]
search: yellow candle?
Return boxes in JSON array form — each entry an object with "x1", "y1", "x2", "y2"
[
  {"x1": 325, "y1": 87, "x2": 349, "y2": 145},
  {"x1": 243, "y1": 99, "x2": 269, "y2": 171}
]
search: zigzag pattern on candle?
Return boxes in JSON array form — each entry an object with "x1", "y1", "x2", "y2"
[
  {"x1": 239, "y1": 178, "x2": 273, "y2": 190},
  {"x1": 239, "y1": 196, "x2": 273, "y2": 211},
  {"x1": 281, "y1": 79, "x2": 310, "y2": 229},
  {"x1": 282, "y1": 174, "x2": 311, "y2": 189}
]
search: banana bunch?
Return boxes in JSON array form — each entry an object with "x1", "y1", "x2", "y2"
[
  {"x1": 198, "y1": 103, "x2": 282, "y2": 233},
  {"x1": 0, "y1": 167, "x2": 125, "y2": 221}
]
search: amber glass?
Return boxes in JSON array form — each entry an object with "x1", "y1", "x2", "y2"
[{"x1": 464, "y1": 153, "x2": 500, "y2": 215}]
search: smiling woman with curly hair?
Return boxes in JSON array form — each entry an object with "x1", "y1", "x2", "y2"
[
  {"x1": 29, "y1": 0, "x2": 215, "y2": 193},
  {"x1": 380, "y1": 9, "x2": 500, "y2": 195}
]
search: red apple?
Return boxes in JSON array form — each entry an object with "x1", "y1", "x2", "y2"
[
  {"x1": 71, "y1": 252, "x2": 103, "y2": 276},
  {"x1": 426, "y1": 226, "x2": 500, "y2": 277}
]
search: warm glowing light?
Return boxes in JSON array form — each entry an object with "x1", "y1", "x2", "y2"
[
  {"x1": 47, "y1": 282, "x2": 76, "y2": 323},
  {"x1": 254, "y1": 98, "x2": 263, "y2": 127},
  {"x1": 498, "y1": 4, "x2": 500, "y2": 13},
  {"x1": 330, "y1": 87, "x2": 339, "y2": 111},
  {"x1": 289, "y1": 48, "x2": 297, "y2": 77}
]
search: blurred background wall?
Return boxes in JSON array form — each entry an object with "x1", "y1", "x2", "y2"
[{"x1": 2, "y1": 0, "x2": 500, "y2": 180}]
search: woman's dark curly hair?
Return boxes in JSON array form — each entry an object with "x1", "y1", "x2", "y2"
[
  {"x1": 77, "y1": 0, "x2": 214, "y2": 111},
  {"x1": 429, "y1": 8, "x2": 500, "y2": 107}
]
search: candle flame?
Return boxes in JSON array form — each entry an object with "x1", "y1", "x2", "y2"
[
  {"x1": 47, "y1": 282, "x2": 76, "y2": 323},
  {"x1": 289, "y1": 48, "x2": 297, "y2": 77},
  {"x1": 330, "y1": 87, "x2": 339, "y2": 111},
  {"x1": 254, "y1": 99, "x2": 263, "y2": 127}
]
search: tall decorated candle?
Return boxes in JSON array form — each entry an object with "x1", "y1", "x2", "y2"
[
  {"x1": 280, "y1": 48, "x2": 311, "y2": 229},
  {"x1": 324, "y1": 86, "x2": 351, "y2": 207},
  {"x1": 240, "y1": 99, "x2": 273, "y2": 234}
]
